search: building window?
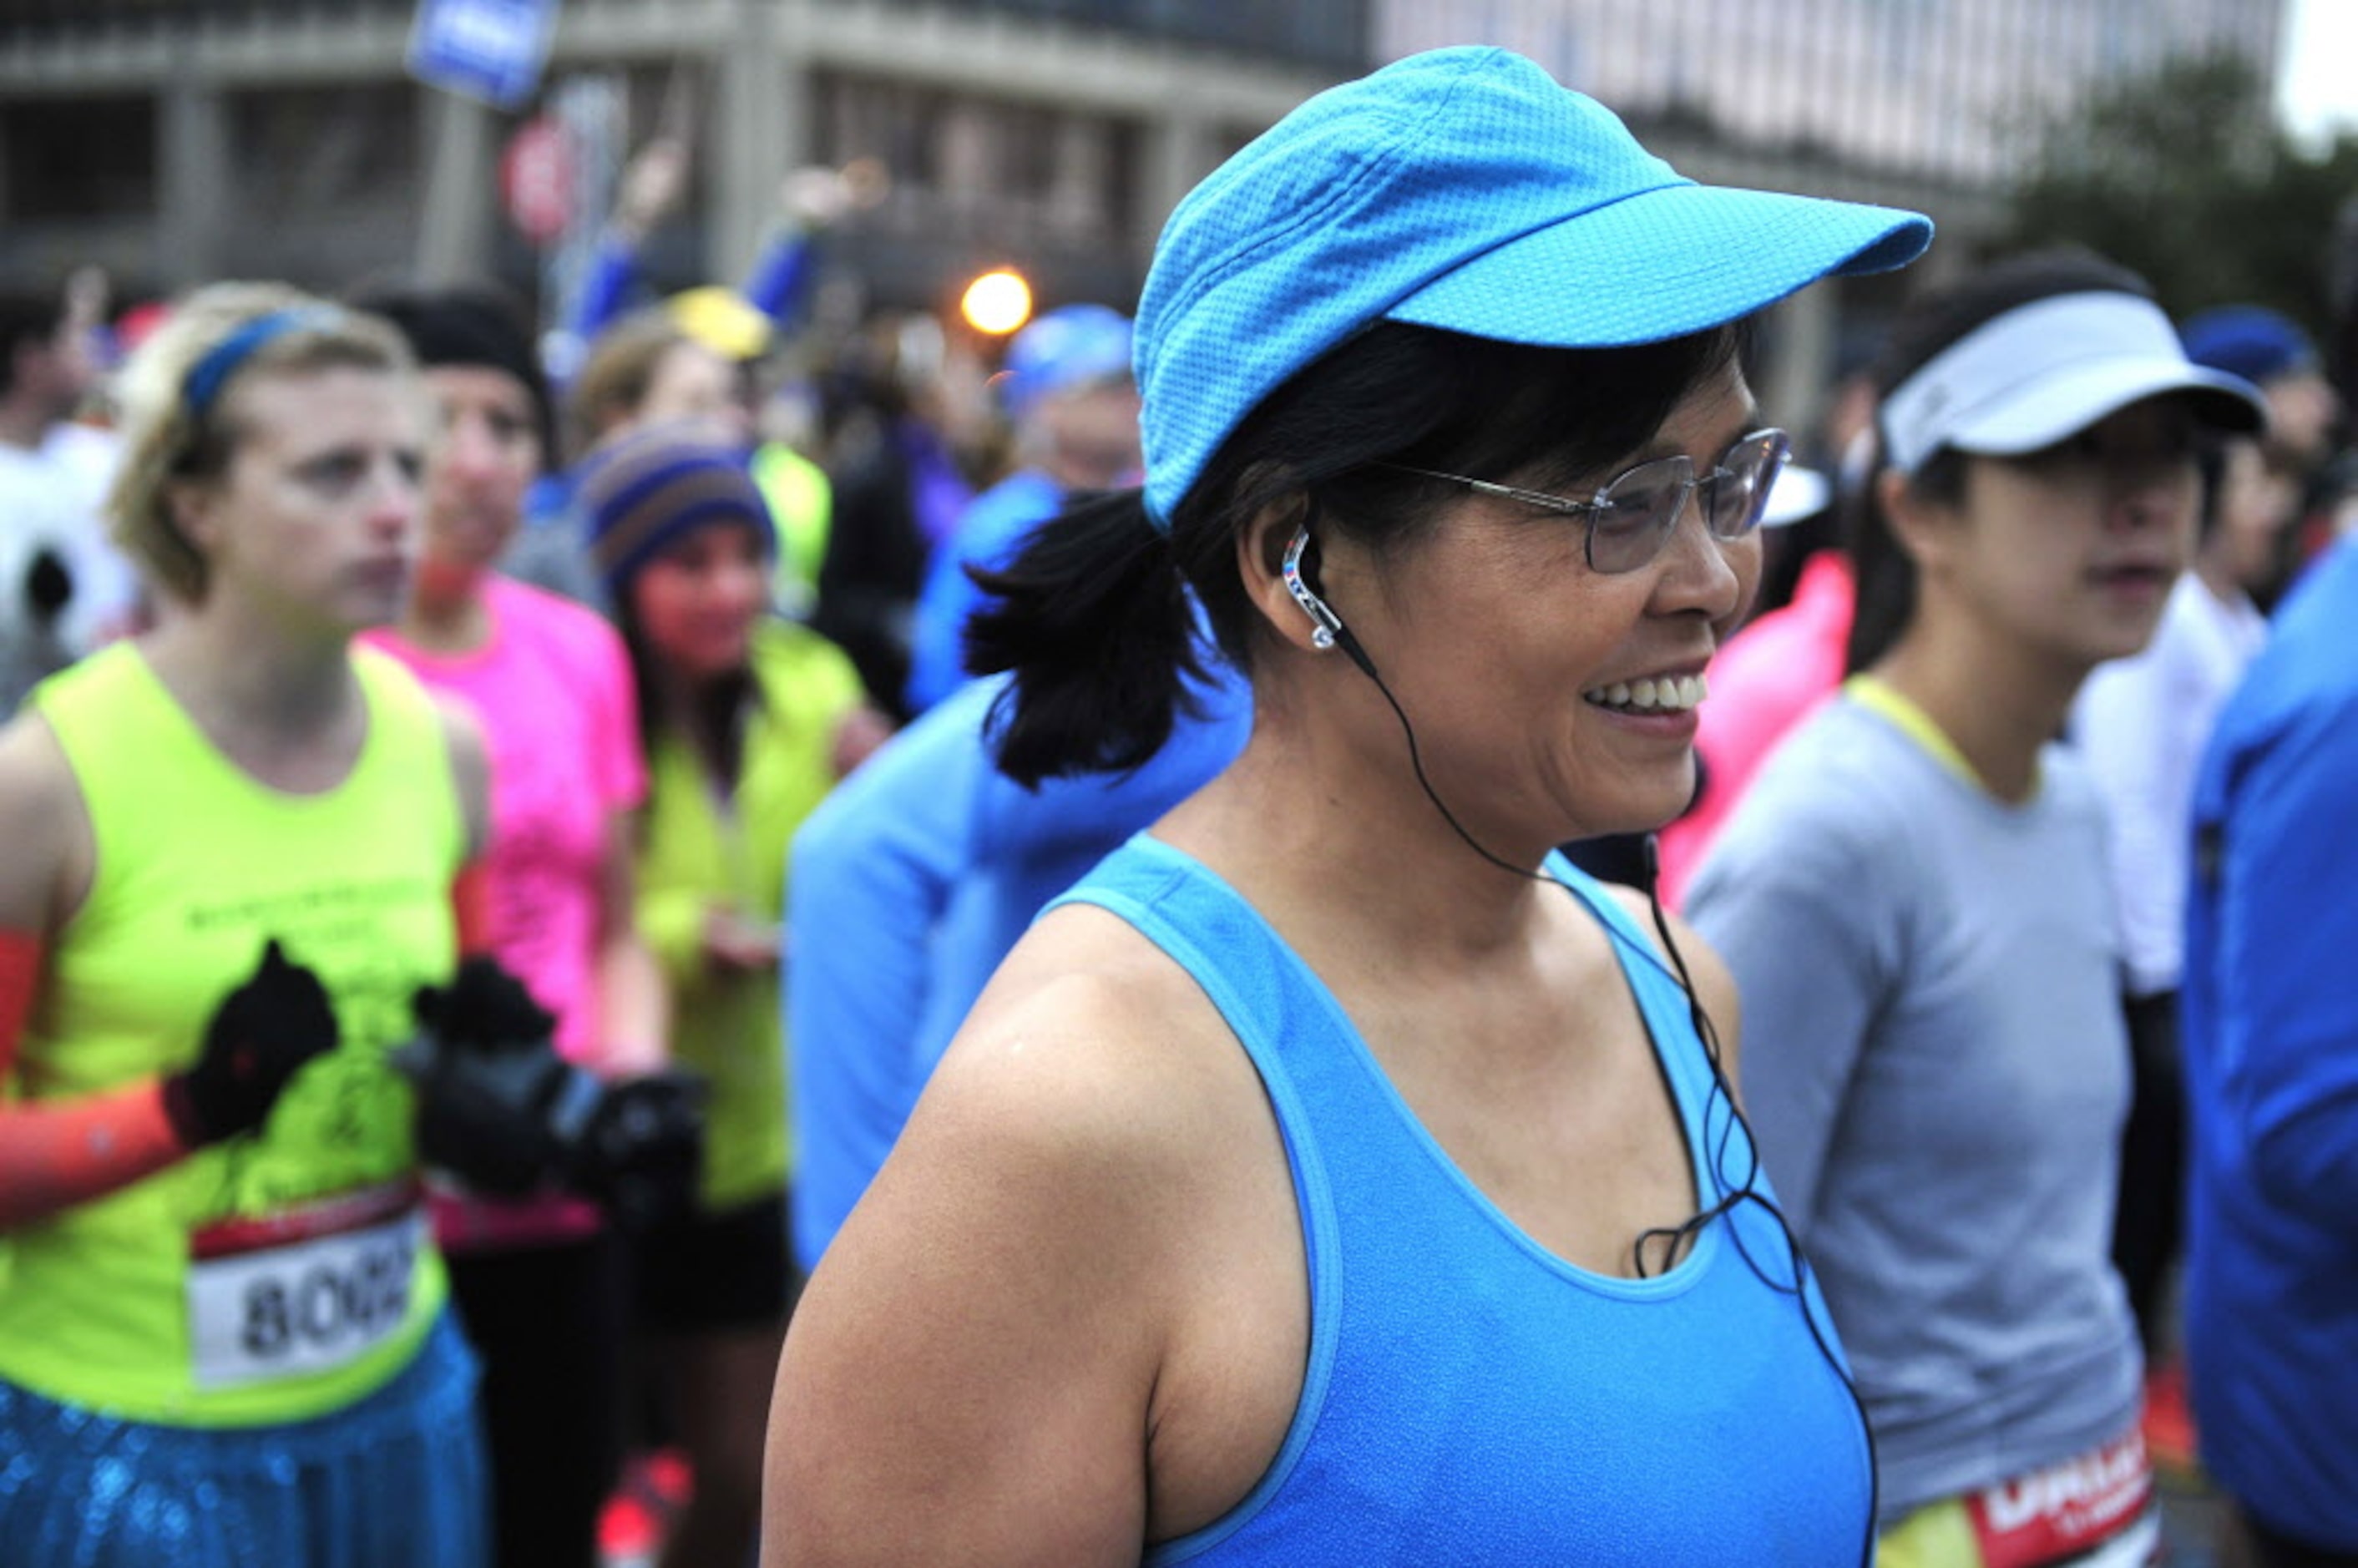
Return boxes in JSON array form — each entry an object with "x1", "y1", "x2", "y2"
[{"x1": 1, "y1": 98, "x2": 157, "y2": 221}]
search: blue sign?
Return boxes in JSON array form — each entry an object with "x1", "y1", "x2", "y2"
[{"x1": 407, "y1": 0, "x2": 559, "y2": 109}]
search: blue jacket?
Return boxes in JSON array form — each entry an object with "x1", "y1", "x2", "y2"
[
  {"x1": 2183, "y1": 536, "x2": 2358, "y2": 1550},
  {"x1": 787, "y1": 661, "x2": 1253, "y2": 1271},
  {"x1": 903, "y1": 468, "x2": 1065, "y2": 715}
]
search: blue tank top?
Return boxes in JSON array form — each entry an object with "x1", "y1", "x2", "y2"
[{"x1": 1050, "y1": 835, "x2": 1872, "y2": 1565}]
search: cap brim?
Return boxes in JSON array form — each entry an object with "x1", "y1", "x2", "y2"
[
  {"x1": 1385, "y1": 183, "x2": 1930, "y2": 347},
  {"x1": 1946, "y1": 359, "x2": 2268, "y2": 456}
]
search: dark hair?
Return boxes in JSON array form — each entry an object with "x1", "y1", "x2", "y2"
[
  {"x1": 1844, "y1": 248, "x2": 2158, "y2": 674},
  {"x1": 346, "y1": 281, "x2": 556, "y2": 472},
  {"x1": 967, "y1": 319, "x2": 1744, "y2": 787},
  {"x1": 0, "y1": 290, "x2": 67, "y2": 402}
]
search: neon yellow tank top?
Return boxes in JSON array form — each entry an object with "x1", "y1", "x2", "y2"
[{"x1": 0, "y1": 644, "x2": 464, "y2": 1427}]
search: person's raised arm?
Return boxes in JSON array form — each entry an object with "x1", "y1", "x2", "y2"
[{"x1": 564, "y1": 138, "x2": 692, "y2": 355}]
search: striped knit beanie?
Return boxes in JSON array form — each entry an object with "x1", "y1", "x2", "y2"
[{"x1": 579, "y1": 422, "x2": 777, "y2": 598}]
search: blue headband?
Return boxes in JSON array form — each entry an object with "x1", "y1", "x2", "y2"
[{"x1": 182, "y1": 306, "x2": 347, "y2": 418}]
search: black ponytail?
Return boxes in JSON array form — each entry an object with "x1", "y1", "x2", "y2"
[
  {"x1": 963, "y1": 488, "x2": 1207, "y2": 788},
  {"x1": 1842, "y1": 442, "x2": 1961, "y2": 675}
]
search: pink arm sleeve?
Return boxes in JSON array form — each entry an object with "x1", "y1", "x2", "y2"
[{"x1": 0, "y1": 928, "x2": 190, "y2": 1230}]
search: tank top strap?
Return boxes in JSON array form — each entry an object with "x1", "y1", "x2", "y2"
[
  {"x1": 1051, "y1": 837, "x2": 1733, "y2": 1207},
  {"x1": 1541, "y1": 851, "x2": 1733, "y2": 1173},
  {"x1": 1043, "y1": 832, "x2": 1343, "y2": 1252},
  {"x1": 1044, "y1": 832, "x2": 1742, "y2": 1242},
  {"x1": 1044, "y1": 832, "x2": 1349, "y2": 1526},
  {"x1": 34, "y1": 643, "x2": 464, "y2": 900},
  {"x1": 33, "y1": 640, "x2": 170, "y2": 790}
]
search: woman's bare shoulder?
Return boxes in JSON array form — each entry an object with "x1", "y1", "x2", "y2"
[
  {"x1": 914, "y1": 899, "x2": 1258, "y2": 1186},
  {"x1": 770, "y1": 901, "x2": 1270, "y2": 1566}
]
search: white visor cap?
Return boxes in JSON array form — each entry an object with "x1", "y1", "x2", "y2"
[
  {"x1": 1760, "y1": 463, "x2": 1829, "y2": 528},
  {"x1": 1879, "y1": 291, "x2": 2267, "y2": 477}
]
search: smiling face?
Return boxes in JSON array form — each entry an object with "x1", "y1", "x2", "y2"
[
  {"x1": 418, "y1": 364, "x2": 541, "y2": 576},
  {"x1": 1313, "y1": 357, "x2": 1763, "y2": 849},
  {"x1": 1921, "y1": 396, "x2": 2202, "y2": 672},
  {"x1": 182, "y1": 366, "x2": 424, "y2": 633}
]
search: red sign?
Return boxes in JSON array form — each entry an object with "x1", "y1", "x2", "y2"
[{"x1": 499, "y1": 115, "x2": 575, "y2": 245}]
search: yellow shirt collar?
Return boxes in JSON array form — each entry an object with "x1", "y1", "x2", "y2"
[{"x1": 1844, "y1": 674, "x2": 2036, "y2": 798}]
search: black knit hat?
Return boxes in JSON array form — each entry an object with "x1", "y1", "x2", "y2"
[{"x1": 348, "y1": 282, "x2": 554, "y2": 460}]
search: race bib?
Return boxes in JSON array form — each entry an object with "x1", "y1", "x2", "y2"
[
  {"x1": 1966, "y1": 1427, "x2": 2157, "y2": 1568},
  {"x1": 186, "y1": 1180, "x2": 423, "y2": 1391}
]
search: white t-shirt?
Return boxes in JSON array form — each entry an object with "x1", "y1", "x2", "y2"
[
  {"x1": 0, "y1": 427, "x2": 137, "y2": 711},
  {"x1": 2072, "y1": 571, "x2": 2269, "y2": 997}
]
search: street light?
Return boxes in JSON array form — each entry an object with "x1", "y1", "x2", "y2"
[{"x1": 959, "y1": 268, "x2": 1034, "y2": 336}]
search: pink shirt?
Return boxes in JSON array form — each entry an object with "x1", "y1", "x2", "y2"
[
  {"x1": 1657, "y1": 552, "x2": 1855, "y2": 909},
  {"x1": 366, "y1": 575, "x2": 646, "y2": 1248},
  {"x1": 369, "y1": 576, "x2": 645, "y2": 1058}
]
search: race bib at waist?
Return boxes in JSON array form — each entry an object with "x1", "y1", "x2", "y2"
[
  {"x1": 1965, "y1": 1427, "x2": 2156, "y2": 1568},
  {"x1": 186, "y1": 1179, "x2": 423, "y2": 1391}
]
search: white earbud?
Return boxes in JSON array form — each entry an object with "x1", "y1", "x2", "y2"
[{"x1": 1280, "y1": 523, "x2": 1345, "y2": 650}]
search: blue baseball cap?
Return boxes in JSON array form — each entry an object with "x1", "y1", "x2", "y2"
[
  {"x1": 1136, "y1": 46, "x2": 1934, "y2": 528},
  {"x1": 2179, "y1": 305, "x2": 2318, "y2": 387},
  {"x1": 1002, "y1": 304, "x2": 1135, "y2": 420}
]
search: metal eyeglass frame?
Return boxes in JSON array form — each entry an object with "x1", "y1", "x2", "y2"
[{"x1": 1379, "y1": 427, "x2": 1794, "y2": 574}]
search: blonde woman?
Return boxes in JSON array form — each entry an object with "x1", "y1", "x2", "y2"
[{"x1": 0, "y1": 285, "x2": 493, "y2": 1565}]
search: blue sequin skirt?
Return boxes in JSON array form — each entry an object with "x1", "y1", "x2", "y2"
[{"x1": 0, "y1": 1309, "x2": 487, "y2": 1568}]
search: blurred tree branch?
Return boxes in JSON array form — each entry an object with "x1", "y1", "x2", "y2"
[{"x1": 2000, "y1": 53, "x2": 2358, "y2": 343}]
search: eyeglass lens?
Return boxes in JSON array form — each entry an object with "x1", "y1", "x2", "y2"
[{"x1": 1589, "y1": 431, "x2": 1792, "y2": 574}]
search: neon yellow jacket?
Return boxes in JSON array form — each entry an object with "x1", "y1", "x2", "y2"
[{"x1": 636, "y1": 620, "x2": 864, "y2": 1210}]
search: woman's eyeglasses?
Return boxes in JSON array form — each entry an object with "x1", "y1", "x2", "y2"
[{"x1": 1383, "y1": 428, "x2": 1793, "y2": 575}]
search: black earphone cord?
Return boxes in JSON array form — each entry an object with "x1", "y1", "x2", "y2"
[{"x1": 1320, "y1": 604, "x2": 1883, "y2": 1568}]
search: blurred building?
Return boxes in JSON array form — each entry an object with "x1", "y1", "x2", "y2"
[
  {"x1": 0, "y1": 0, "x2": 1359, "y2": 320},
  {"x1": 1384, "y1": 0, "x2": 2283, "y2": 193},
  {"x1": 0, "y1": 0, "x2": 2285, "y2": 428}
]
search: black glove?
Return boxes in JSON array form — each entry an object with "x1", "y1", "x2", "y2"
[
  {"x1": 399, "y1": 957, "x2": 571, "y2": 1196},
  {"x1": 561, "y1": 1072, "x2": 707, "y2": 1232},
  {"x1": 397, "y1": 957, "x2": 707, "y2": 1223},
  {"x1": 412, "y1": 955, "x2": 558, "y2": 1053},
  {"x1": 164, "y1": 938, "x2": 340, "y2": 1146}
]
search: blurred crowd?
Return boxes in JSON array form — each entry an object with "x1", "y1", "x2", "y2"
[{"x1": 3, "y1": 55, "x2": 2358, "y2": 1568}]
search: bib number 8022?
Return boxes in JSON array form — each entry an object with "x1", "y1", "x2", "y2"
[
  {"x1": 189, "y1": 1209, "x2": 423, "y2": 1390},
  {"x1": 238, "y1": 1236, "x2": 413, "y2": 1358}
]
